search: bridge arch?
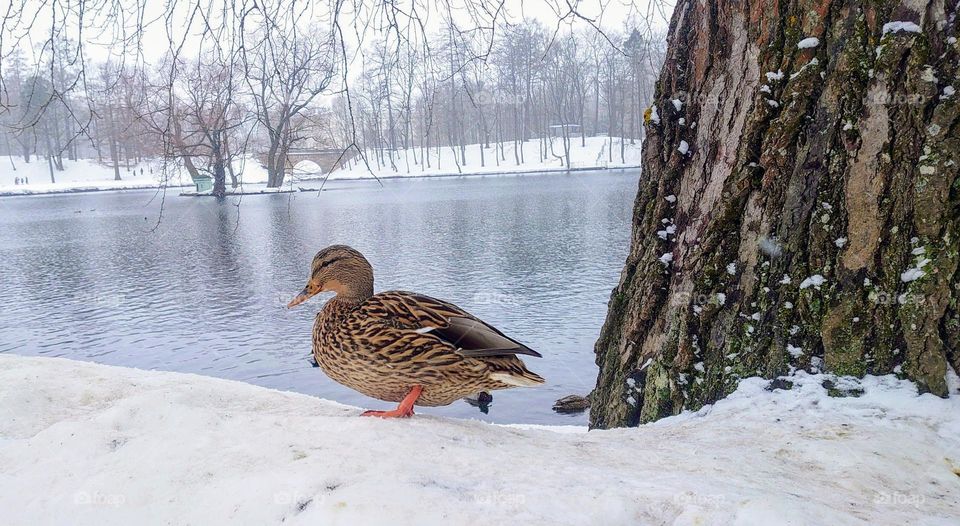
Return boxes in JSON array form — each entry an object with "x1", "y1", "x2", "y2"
[{"x1": 257, "y1": 148, "x2": 357, "y2": 175}]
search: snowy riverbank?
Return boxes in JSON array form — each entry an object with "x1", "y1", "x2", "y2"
[
  {"x1": 327, "y1": 136, "x2": 641, "y2": 180},
  {"x1": 0, "y1": 158, "x2": 193, "y2": 196},
  {"x1": 1, "y1": 355, "x2": 957, "y2": 525},
  {"x1": 0, "y1": 137, "x2": 641, "y2": 197}
]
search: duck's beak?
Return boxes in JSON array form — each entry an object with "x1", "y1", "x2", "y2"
[{"x1": 287, "y1": 281, "x2": 320, "y2": 308}]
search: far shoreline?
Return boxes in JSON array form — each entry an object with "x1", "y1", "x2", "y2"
[{"x1": 0, "y1": 164, "x2": 641, "y2": 198}]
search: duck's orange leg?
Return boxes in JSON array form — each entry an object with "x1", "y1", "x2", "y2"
[{"x1": 361, "y1": 385, "x2": 423, "y2": 418}]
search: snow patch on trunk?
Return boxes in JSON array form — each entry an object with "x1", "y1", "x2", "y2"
[
  {"x1": 882, "y1": 21, "x2": 922, "y2": 34},
  {"x1": 799, "y1": 274, "x2": 827, "y2": 290}
]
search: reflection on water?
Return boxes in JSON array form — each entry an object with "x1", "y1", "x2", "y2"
[{"x1": 0, "y1": 171, "x2": 639, "y2": 424}]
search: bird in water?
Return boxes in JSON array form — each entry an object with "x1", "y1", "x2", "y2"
[{"x1": 288, "y1": 245, "x2": 544, "y2": 418}]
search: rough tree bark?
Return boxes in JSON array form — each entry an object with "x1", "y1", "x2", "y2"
[{"x1": 591, "y1": 0, "x2": 959, "y2": 428}]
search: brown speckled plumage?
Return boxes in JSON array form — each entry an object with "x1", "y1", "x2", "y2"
[{"x1": 291, "y1": 245, "x2": 544, "y2": 408}]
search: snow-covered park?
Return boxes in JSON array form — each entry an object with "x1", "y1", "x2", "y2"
[
  {"x1": 0, "y1": 137, "x2": 640, "y2": 196},
  {"x1": 1, "y1": 354, "x2": 957, "y2": 525},
  {"x1": 0, "y1": 158, "x2": 192, "y2": 195},
  {"x1": 330, "y1": 136, "x2": 642, "y2": 179}
]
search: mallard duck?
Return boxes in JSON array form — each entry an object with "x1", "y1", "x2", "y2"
[
  {"x1": 287, "y1": 245, "x2": 544, "y2": 418},
  {"x1": 552, "y1": 394, "x2": 591, "y2": 414}
]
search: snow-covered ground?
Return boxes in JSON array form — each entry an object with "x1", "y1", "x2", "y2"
[
  {"x1": 1, "y1": 137, "x2": 640, "y2": 196},
  {"x1": 1, "y1": 354, "x2": 957, "y2": 525},
  {"x1": 0, "y1": 157, "x2": 194, "y2": 195},
  {"x1": 327, "y1": 136, "x2": 641, "y2": 180}
]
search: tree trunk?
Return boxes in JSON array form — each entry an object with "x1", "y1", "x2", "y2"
[
  {"x1": 266, "y1": 137, "x2": 283, "y2": 188},
  {"x1": 109, "y1": 138, "x2": 121, "y2": 181},
  {"x1": 224, "y1": 135, "x2": 239, "y2": 188},
  {"x1": 591, "y1": 0, "x2": 959, "y2": 429},
  {"x1": 228, "y1": 161, "x2": 238, "y2": 189},
  {"x1": 212, "y1": 158, "x2": 227, "y2": 198},
  {"x1": 40, "y1": 122, "x2": 55, "y2": 183},
  {"x1": 46, "y1": 154, "x2": 55, "y2": 184},
  {"x1": 181, "y1": 154, "x2": 201, "y2": 181}
]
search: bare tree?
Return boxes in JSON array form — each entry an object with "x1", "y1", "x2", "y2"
[
  {"x1": 244, "y1": 20, "x2": 336, "y2": 188},
  {"x1": 180, "y1": 55, "x2": 248, "y2": 196},
  {"x1": 91, "y1": 62, "x2": 125, "y2": 180}
]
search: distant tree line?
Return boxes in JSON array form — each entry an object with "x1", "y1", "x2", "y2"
[
  {"x1": 0, "y1": 8, "x2": 663, "y2": 195},
  {"x1": 341, "y1": 21, "x2": 664, "y2": 174}
]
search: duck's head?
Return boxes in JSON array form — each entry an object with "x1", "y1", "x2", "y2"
[{"x1": 287, "y1": 245, "x2": 374, "y2": 308}]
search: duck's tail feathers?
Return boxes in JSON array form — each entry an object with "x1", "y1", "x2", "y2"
[
  {"x1": 459, "y1": 347, "x2": 542, "y2": 358},
  {"x1": 491, "y1": 370, "x2": 545, "y2": 387}
]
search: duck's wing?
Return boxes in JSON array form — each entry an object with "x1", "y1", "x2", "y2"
[{"x1": 358, "y1": 291, "x2": 542, "y2": 358}]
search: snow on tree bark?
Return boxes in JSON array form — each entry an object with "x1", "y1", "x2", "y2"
[{"x1": 591, "y1": 0, "x2": 959, "y2": 428}]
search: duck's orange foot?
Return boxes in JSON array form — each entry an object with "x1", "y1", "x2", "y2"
[
  {"x1": 359, "y1": 385, "x2": 422, "y2": 419},
  {"x1": 361, "y1": 408, "x2": 415, "y2": 418}
]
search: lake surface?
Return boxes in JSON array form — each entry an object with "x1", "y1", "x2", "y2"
[{"x1": 0, "y1": 171, "x2": 639, "y2": 424}]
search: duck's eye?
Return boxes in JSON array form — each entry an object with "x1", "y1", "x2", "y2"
[{"x1": 315, "y1": 256, "x2": 344, "y2": 273}]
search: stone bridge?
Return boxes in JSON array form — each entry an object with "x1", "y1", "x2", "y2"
[{"x1": 257, "y1": 148, "x2": 357, "y2": 174}]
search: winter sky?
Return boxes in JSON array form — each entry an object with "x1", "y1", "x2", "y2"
[{"x1": 7, "y1": 0, "x2": 674, "y2": 66}]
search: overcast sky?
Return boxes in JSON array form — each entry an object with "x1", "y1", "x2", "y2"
[{"x1": 6, "y1": 0, "x2": 673, "y2": 68}]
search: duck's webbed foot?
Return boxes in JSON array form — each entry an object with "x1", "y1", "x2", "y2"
[{"x1": 361, "y1": 385, "x2": 423, "y2": 418}]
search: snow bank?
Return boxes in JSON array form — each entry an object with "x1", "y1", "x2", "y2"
[
  {"x1": 1, "y1": 355, "x2": 957, "y2": 525},
  {"x1": 2, "y1": 137, "x2": 640, "y2": 196},
  {"x1": 327, "y1": 136, "x2": 641, "y2": 180},
  {"x1": 0, "y1": 156, "x2": 276, "y2": 197},
  {"x1": 0, "y1": 157, "x2": 191, "y2": 196}
]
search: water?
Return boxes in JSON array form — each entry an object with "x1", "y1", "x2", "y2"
[{"x1": 0, "y1": 171, "x2": 639, "y2": 424}]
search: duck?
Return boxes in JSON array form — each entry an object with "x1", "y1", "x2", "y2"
[{"x1": 287, "y1": 245, "x2": 544, "y2": 418}]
